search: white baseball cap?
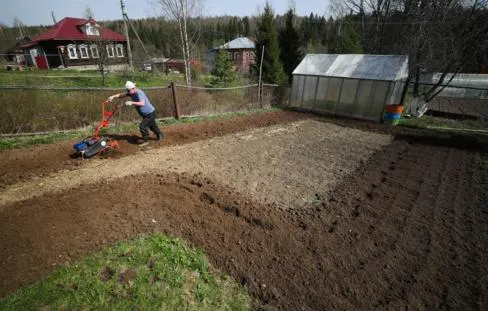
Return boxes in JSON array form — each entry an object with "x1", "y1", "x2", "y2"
[{"x1": 125, "y1": 81, "x2": 136, "y2": 90}]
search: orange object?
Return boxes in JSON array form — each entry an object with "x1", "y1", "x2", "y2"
[
  {"x1": 384, "y1": 105, "x2": 404, "y2": 114},
  {"x1": 93, "y1": 100, "x2": 121, "y2": 138},
  {"x1": 108, "y1": 139, "x2": 120, "y2": 150}
]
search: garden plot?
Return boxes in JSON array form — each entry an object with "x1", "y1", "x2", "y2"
[{"x1": 0, "y1": 119, "x2": 392, "y2": 209}]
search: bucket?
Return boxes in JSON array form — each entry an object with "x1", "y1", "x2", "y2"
[{"x1": 383, "y1": 105, "x2": 404, "y2": 125}]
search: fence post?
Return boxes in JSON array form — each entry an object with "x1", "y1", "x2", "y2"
[{"x1": 170, "y1": 82, "x2": 180, "y2": 120}]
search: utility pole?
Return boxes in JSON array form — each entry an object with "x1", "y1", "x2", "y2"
[
  {"x1": 51, "y1": 10, "x2": 57, "y2": 24},
  {"x1": 120, "y1": 0, "x2": 133, "y2": 71}
]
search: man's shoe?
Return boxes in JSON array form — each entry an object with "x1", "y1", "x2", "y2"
[{"x1": 156, "y1": 134, "x2": 163, "y2": 142}]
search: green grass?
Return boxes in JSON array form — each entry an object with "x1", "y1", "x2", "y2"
[
  {"x1": 0, "y1": 70, "x2": 185, "y2": 88},
  {"x1": 0, "y1": 70, "x2": 254, "y2": 88},
  {"x1": 0, "y1": 108, "x2": 281, "y2": 151},
  {"x1": 0, "y1": 131, "x2": 92, "y2": 151},
  {"x1": 398, "y1": 115, "x2": 487, "y2": 131},
  {"x1": 0, "y1": 234, "x2": 251, "y2": 311}
]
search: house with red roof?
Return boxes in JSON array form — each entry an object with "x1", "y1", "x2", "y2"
[{"x1": 19, "y1": 17, "x2": 128, "y2": 70}]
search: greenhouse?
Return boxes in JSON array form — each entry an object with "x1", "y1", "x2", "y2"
[
  {"x1": 419, "y1": 73, "x2": 488, "y2": 99},
  {"x1": 290, "y1": 54, "x2": 409, "y2": 122}
]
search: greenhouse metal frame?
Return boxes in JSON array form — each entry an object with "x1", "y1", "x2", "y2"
[{"x1": 290, "y1": 54, "x2": 409, "y2": 122}]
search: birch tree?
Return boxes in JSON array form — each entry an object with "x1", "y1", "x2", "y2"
[
  {"x1": 156, "y1": 0, "x2": 202, "y2": 86},
  {"x1": 397, "y1": 0, "x2": 488, "y2": 103}
]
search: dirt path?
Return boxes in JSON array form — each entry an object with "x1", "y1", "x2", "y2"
[
  {"x1": 1, "y1": 135, "x2": 487, "y2": 310},
  {"x1": 0, "y1": 111, "x2": 307, "y2": 187},
  {"x1": 0, "y1": 120, "x2": 391, "y2": 208}
]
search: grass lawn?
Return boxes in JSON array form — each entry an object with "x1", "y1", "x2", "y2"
[
  {"x1": 0, "y1": 70, "x2": 185, "y2": 88},
  {"x1": 0, "y1": 69, "x2": 254, "y2": 89},
  {"x1": 0, "y1": 234, "x2": 251, "y2": 311}
]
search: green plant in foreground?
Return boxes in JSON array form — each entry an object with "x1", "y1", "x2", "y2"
[{"x1": 0, "y1": 234, "x2": 251, "y2": 311}]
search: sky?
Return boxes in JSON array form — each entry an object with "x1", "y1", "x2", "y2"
[{"x1": 1, "y1": 0, "x2": 330, "y2": 26}]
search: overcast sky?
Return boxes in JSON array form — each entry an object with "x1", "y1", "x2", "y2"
[{"x1": 1, "y1": 0, "x2": 330, "y2": 26}]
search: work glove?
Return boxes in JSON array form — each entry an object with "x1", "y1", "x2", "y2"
[
  {"x1": 125, "y1": 101, "x2": 135, "y2": 106},
  {"x1": 108, "y1": 95, "x2": 117, "y2": 102}
]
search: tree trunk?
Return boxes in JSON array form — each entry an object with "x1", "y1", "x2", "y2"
[{"x1": 182, "y1": 0, "x2": 192, "y2": 86}]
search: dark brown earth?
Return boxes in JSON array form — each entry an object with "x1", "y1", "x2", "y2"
[
  {"x1": 0, "y1": 111, "x2": 307, "y2": 187},
  {"x1": 1, "y1": 113, "x2": 487, "y2": 310}
]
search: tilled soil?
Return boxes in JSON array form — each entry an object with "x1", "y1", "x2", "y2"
[
  {"x1": 0, "y1": 120, "x2": 391, "y2": 208},
  {"x1": 1, "y1": 125, "x2": 487, "y2": 310},
  {"x1": 0, "y1": 111, "x2": 307, "y2": 187}
]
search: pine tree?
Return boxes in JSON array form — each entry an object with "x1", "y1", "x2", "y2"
[
  {"x1": 279, "y1": 9, "x2": 303, "y2": 84},
  {"x1": 211, "y1": 49, "x2": 235, "y2": 86},
  {"x1": 254, "y1": 2, "x2": 285, "y2": 84},
  {"x1": 332, "y1": 17, "x2": 362, "y2": 54},
  {"x1": 242, "y1": 17, "x2": 250, "y2": 37}
]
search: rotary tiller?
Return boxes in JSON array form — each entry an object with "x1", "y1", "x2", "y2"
[{"x1": 73, "y1": 99, "x2": 121, "y2": 158}]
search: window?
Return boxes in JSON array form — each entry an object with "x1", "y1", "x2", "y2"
[
  {"x1": 67, "y1": 44, "x2": 78, "y2": 59},
  {"x1": 85, "y1": 24, "x2": 100, "y2": 36},
  {"x1": 115, "y1": 44, "x2": 124, "y2": 57},
  {"x1": 90, "y1": 45, "x2": 99, "y2": 58},
  {"x1": 234, "y1": 52, "x2": 239, "y2": 60},
  {"x1": 106, "y1": 45, "x2": 115, "y2": 58},
  {"x1": 249, "y1": 52, "x2": 255, "y2": 60},
  {"x1": 79, "y1": 44, "x2": 89, "y2": 59}
]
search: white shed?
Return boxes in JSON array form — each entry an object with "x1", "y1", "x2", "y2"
[{"x1": 290, "y1": 54, "x2": 409, "y2": 122}]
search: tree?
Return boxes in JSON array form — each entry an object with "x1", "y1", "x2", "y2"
[
  {"x1": 396, "y1": 0, "x2": 488, "y2": 102},
  {"x1": 83, "y1": 6, "x2": 95, "y2": 20},
  {"x1": 331, "y1": 17, "x2": 362, "y2": 53},
  {"x1": 156, "y1": 0, "x2": 203, "y2": 85},
  {"x1": 242, "y1": 16, "x2": 250, "y2": 36},
  {"x1": 254, "y1": 2, "x2": 285, "y2": 84},
  {"x1": 279, "y1": 8, "x2": 302, "y2": 83},
  {"x1": 328, "y1": 0, "x2": 488, "y2": 106},
  {"x1": 211, "y1": 49, "x2": 235, "y2": 85},
  {"x1": 86, "y1": 38, "x2": 115, "y2": 86},
  {"x1": 330, "y1": 0, "x2": 392, "y2": 53}
]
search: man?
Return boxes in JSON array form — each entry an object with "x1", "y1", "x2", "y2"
[{"x1": 108, "y1": 81, "x2": 163, "y2": 146}]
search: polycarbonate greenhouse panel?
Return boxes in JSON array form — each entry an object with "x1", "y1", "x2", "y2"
[
  {"x1": 291, "y1": 75, "x2": 300, "y2": 105},
  {"x1": 293, "y1": 54, "x2": 409, "y2": 81},
  {"x1": 296, "y1": 75, "x2": 305, "y2": 106},
  {"x1": 388, "y1": 81, "x2": 404, "y2": 106},
  {"x1": 369, "y1": 81, "x2": 391, "y2": 118},
  {"x1": 326, "y1": 78, "x2": 342, "y2": 111},
  {"x1": 419, "y1": 73, "x2": 488, "y2": 99},
  {"x1": 315, "y1": 77, "x2": 330, "y2": 110},
  {"x1": 355, "y1": 80, "x2": 375, "y2": 116},
  {"x1": 302, "y1": 76, "x2": 318, "y2": 108},
  {"x1": 337, "y1": 79, "x2": 360, "y2": 114}
]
